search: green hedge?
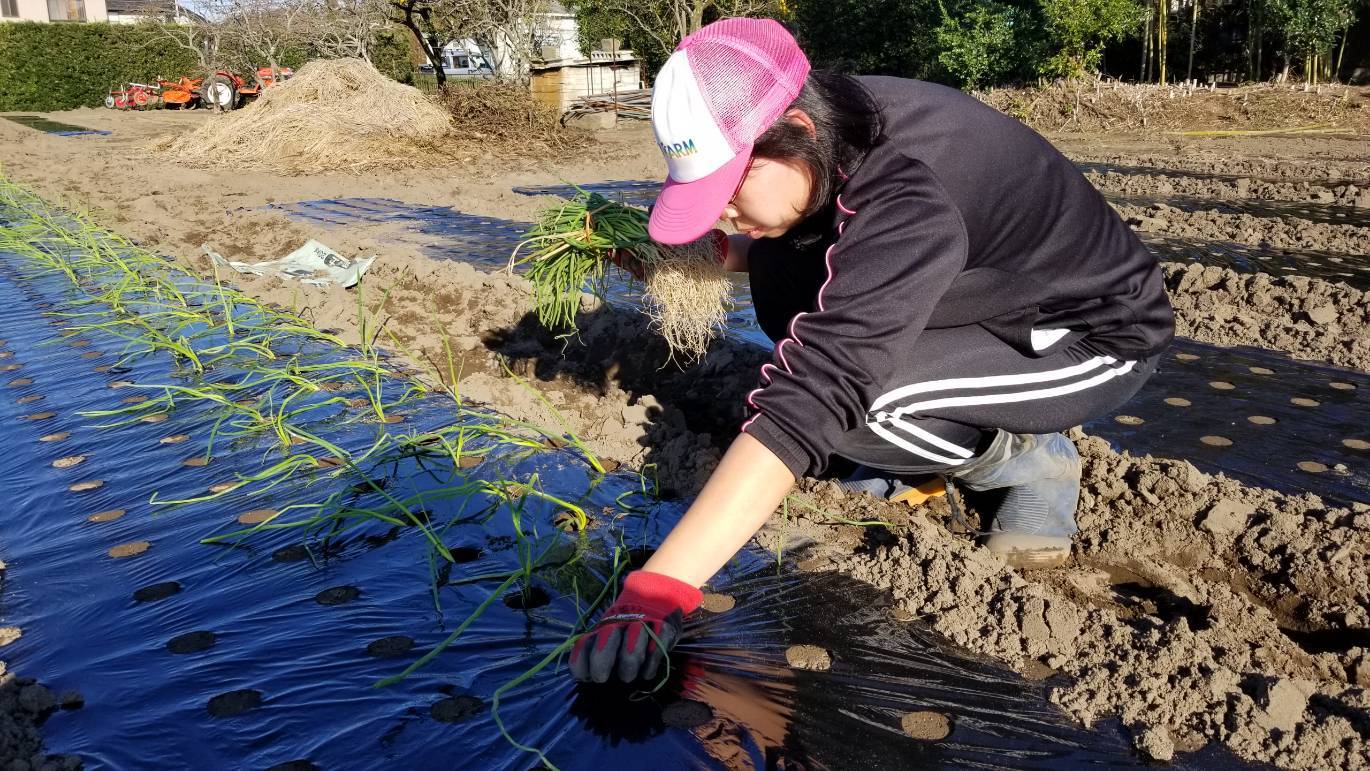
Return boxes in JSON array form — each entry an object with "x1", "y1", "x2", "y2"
[{"x1": 0, "y1": 22, "x2": 201, "y2": 111}]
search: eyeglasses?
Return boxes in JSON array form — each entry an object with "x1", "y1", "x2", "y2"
[{"x1": 728, "y1": 157, "x2": 756, "y2": 206}]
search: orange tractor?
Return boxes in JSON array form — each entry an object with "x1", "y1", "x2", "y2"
[
  {"x1": 199, "y1": 66, "x2": 294, "y2": 111},
  {"x1": 105, "y1": 76, "x2": 204, "y2": 110}
]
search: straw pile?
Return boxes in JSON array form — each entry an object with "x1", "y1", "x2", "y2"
[{"x1": 157, "y1": 58, "x2": 455, "y2": 174}]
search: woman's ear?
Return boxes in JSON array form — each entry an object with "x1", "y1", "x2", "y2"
[{"x1": 784, "y1": 108, "x2": 817, "y2": 139}]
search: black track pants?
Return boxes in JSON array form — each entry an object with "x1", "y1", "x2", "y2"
[{"x1": 750, "y1": 252, "x2": 1161, "y2": 476}]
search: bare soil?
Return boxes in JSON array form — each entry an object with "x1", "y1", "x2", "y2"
[{"x1": 1, "y1": 105, "x2": 1368, "y2": 767}]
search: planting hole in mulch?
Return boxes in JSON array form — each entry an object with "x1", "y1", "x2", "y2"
[
  {"x1": 430, "y1": 695, "x2": 483, "y2": 723},
  {"x1": 207, "y1": 688, "x2": 260, "y2": 717},
  {"x1": 52, "y1": 455, "x2": 84, "y2": 469},
  {"x1": 314, "y1": 586, "x2": 360, "y2": 606},
  {"x1": 92, "y1": 365, "x2": 112, "y2": 373},
  {"x1": 1176, "y1": 353, "x2": 1200, "y2": 362},
  {"x1": 38, "y1": 432, "x2": 68, "y2": 442},
  {"x1": 900, "y1": 710, "x2": 952, "y2": 741},
  {"x1": 1344, "y1": 439, "x2": 1370, "y2": 450},
  {"x1": 365, "y1": 636, "x2": 414, "y2": 658},
  {"x1": 785, "y1": 644, "x2": 832, "y2": 671},
  {"x1": 67, "y1": 339, "x2": 91, "y2": 347},
  {"x1": 1290, "y1": 397, "x2": 1320, "y2": 407},
  {"x1": 109, "y1": 541, "x2": 150, "y2": 559},
  {"x1": 1248, "y1": 415, "x2": 1277, "y2": 425},
  {"x1": 1297, "y1": 461, "x2": 1329, "y2": 473},
  {"x1": 382, "y1": 414, "x2": 405, "y2": 424},
  {"x1": 1113, "y1": 415, "x2": 1144, "y2": 425},
  {"x1": 1249, "y1": 366, "x2": 1275, "y2": 375},
  {"x1": 8, "y1": 377, "x2": 33, "y2": 386},
  {"x1": 457, "y1": 454, "x2": 483, "y2": 469},
  {"x1": 0, "y1": 364, "x2": 21, "y2": 372},
  {"x1": 159, "y1": 434, "x2": 190, "y2": 444},
  {"x1": 1200, "y1": 436, "x2": 1233, "y2": 447},
  {"x1": 266, "y1": 761, "x2": 318, "y2": 771},
  {"x1": 141, "y1": 414, "x2": 169, "y2": 424},
  {"x1": 133, "y1": 581, "x2": 182, "y2": 603},
  {"x1": 272, "y1": 545, "x2": 309, "y2": 563},
  {"x1": 24, "y1": 411, "x2": 55, "y2": 421},
  {"x1": 121, "y1": 395, "x2": 148, "y2": 405},
  {"x1": 107, "y1": 380, "x2": 133, "y2": 389},
  {"x1": 502, "y1": 586, "x2": 550, "y2": 610},
  {"x1": 168, "y1": 631, "x2": 218, "y2": 654},
  {"x1": 69, "y1": 480, "x2": 104, "y2": 492},
  {"x1": 80, "y1": 351, "x2": 100, "y2": 359},
  {"x1": 314, "y1": 455, "x2": 344, "y2": 468},
  {"x1": 208, "y1": 481, "x2": 236, "y2": 494},
  {"x1": 1329, "y1": 381, "x2": 1356, "y2": 391},
  {"x1": 700, "y1": 593, "x2": 736, "y2": 613},
  {"x1": 449, "y1": 546, "x2": 481, "y2": 563},
  {"x1": 183, "y1": 456, "x2": 209, "y2": 467},
  {"x1": 1208, "y1": 381, "x2": 1235, "y2": 391},
  {"x1": 661, "y1": 699, "x2": 714, "y2": 729},
  {"x1": 237, "y1": 509, "x2": 278, "y2": 525},
  {"x1": 87, "y1": 509, "x2": 125, "y2": 523},
  {"x1": 16, "y1": 394, "x2": 41, "y2": 404}
]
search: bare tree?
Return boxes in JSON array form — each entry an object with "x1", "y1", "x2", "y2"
[
  {"x1": 575, "y1": 0, "x2": 779, "y2": 61},
  {"x1": 456, "y1": 0, "x2": 551, "y2": 81},
  {"x1": 135, "y1": 3, "x2": 228, "y2": 74},
  {"x1": 222, "y1": 0, "x2": 310, "y2": 81},
  {"x1": 304, "y1": 0, "x2": 392, "y2": 61}
]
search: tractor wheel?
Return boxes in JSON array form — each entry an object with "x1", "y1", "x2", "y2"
[
  {"x1": 104, "y1": 94, "x2": 116, "y2": 109},
  {"x1": 133, "y1": 91, "x2": 149, "y2": 109},
  {"x1": 202, "y1": 75, "x2": 237, "y2": 112}
]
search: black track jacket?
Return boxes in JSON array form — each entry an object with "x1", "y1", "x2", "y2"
[{"x1": 740, "y1": 76, "x2": 1175, "y2": 479}]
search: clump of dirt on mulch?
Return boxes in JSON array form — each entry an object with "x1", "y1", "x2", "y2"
[
  {"x1": 977, "y1": 79, "x2": 1370, "y2": 134},
  {"x1": 1163, "y1": 263, "x2": 1370, "y2": 370},
  {"x1": 438, "y1": 80, "x2": 591, "y2": 156},
  {"x1": 156, "y1": 58, "x2": 456, "y2": 174},
  {"x1": 0, "y1": 665, "x2": 82, "y2": 769}
]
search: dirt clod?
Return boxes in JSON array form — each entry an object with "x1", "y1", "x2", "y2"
[
  {"x1": 699, "y1": 593, "x2": 735, "y2": 613},
  {"x1": 86, "y1": 509, "x2": 124, "y2": 523},
  {"x1": 784, "y1": 644, "x2": 832, "y2": 671},
  {"x1": 1133, "y1": 724, "x2": 1175, "y2": 761},
  {"x1": 107, "y1": 541, "x2": 149, "y2": 558},
  {"x1": 899, "y1": 710, "x2": 951, "y2": 740}
]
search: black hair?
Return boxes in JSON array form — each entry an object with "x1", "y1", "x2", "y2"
[{"x1": 751, "y1": 71, "x2": 883, "y2": 224}]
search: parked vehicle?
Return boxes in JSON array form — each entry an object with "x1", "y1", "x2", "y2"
[{"x1": 200, "y1": 67, "x2": 294, "y2": 111}]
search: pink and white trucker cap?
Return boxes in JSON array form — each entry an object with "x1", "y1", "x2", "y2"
[{"x1": 648, "y1": 18, "x2": 810, "y2": 244}]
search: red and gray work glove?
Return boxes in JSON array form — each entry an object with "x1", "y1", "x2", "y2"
[
  {"x1": 608, "y1": 229, "x2": 729, "y2": 280},
  {"x1": 569, "y1": 570, "x2": 702, "y2": 683}
]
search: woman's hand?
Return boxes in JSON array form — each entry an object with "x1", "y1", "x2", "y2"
[{"x1": 570, "y1": 570, "x2": 702, "y2": 683}]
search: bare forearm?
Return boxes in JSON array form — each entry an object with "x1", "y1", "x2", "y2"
[{"x1": 641, "y1": 432, "x2": 794, "y2": 586}]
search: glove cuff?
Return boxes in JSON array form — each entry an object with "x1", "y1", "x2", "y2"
[{"x1": 624, "y1": 570, "x2": 704, "y2": 615}]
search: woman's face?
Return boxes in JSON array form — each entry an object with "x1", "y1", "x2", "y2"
[{"x1": 721, "y1": 157, "x2": 811, "y2": 240}]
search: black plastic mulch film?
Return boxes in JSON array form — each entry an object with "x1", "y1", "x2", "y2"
[
  {"x1": 269, "y1": 194, "x2": 1368, "y2": 507},
  {"x1": 0, "y1": 194, "x2": 1265, "y2": 770},
  {"x1": 1, "y1": 116, "x2": 110, "y2": 137}
]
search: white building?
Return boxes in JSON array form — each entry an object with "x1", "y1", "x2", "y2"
[{"x1": 1, "y1": 0, "x2": 107, "y2": 22}]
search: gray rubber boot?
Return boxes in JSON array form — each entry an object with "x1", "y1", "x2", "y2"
[{"x1": 947, "y1": 430, "x2": 1080, "y2": 569}]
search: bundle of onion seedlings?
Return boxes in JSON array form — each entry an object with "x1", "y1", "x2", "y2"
[{"x1": 510, "y1": 192, "x2": 731, "y2": 361}]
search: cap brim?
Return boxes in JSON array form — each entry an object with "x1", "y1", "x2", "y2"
[{"x1": 648, "y1": 150, "x2": 751, "y2": 244}]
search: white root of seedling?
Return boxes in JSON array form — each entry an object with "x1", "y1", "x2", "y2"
[{"x1": 633, "y1": 238, "x2": 732, "y2": 362}]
